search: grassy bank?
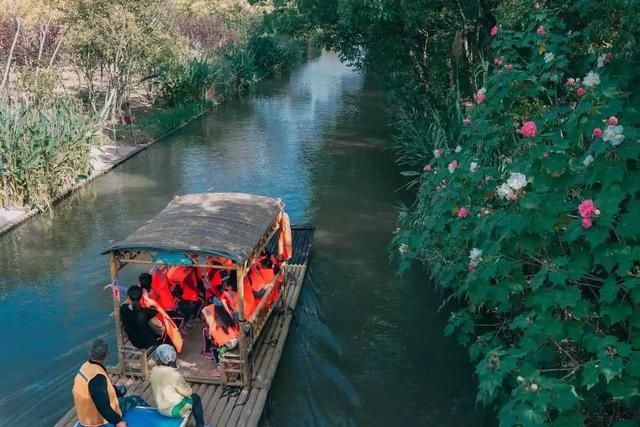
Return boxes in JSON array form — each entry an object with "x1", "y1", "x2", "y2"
[{"x1": 0, "y1": 0, "x2": 305, "y2": 211}]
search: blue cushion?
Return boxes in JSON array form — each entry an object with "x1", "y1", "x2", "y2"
[{"x1": 75, "y1": 407, "x2": 187, "y2": 427}]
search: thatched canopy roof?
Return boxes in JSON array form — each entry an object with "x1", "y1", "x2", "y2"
[{"x1": 105, "y1": 193, "x2": 282, "y2": 263}]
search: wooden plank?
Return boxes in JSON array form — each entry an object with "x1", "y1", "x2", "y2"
[
  {"x1": 219, "y1": 390, "x2": 242, "y2": 427},
  {"x1": 199, "y1": 384, "x2": 217, "y2": 416},
  {"x1": 236, "y1": 388, "x2": 261, "y2": 427},
  {"x1": 261, "y1": 266, "x2": 307, "y2": 387},
  {"x1": 54, "y1": 408, "x2": 76, "y2": 427},
  {"x1": 204, "y1": 385, "x2": 224, "y2": 420},
  {"x1": 225, "y1": 388, "x2": 251, "y2": 427},
  {"x1": 246, "y1": 389, "x2": 269, "y2": 427},
  {"x1": 211, "y1": 387, "x2": 234, "y2": 422}
]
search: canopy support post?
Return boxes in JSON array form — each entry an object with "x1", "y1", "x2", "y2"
[
  {"x1": 109, "y1": 253, "x2": 126, "y2": 375},
  {"x1": 237, "y1": 263, "x2": 252, "y2": 389}
]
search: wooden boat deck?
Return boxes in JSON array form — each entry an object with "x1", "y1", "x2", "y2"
[{"x1": 55, "y1": 225, "x2": 314, "y2": 427}]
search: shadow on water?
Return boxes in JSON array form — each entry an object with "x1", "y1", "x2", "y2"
[{"x1": 0, "y1": 52, "x2": 487, "y2": 426}]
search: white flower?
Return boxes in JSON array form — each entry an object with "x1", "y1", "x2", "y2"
[
  {"x1": 602, "y1": 125, "x2": 625, "y2": 146},
  {"x1": 583, "y1": 71, "x2": 600, "y2": 88},
  {"x1": 470, "y1": 161, "x2": 478, "y2": 173},
  {"x1": 455, "y1": 145, "x2": 462, "y2": 153},
  {"x1": 507, "y1": 172, "x2": 527, "y2": 191},
  {"x1": 597, "y1": 54, "x2": 606, "y2": 68},
  {"x1": 544, "y1": 52, "x2": 554, "y2": 63},
  {"x1": 583, "y1": 154, "x2": 594, "y2": 166},
  {"x1": 433, "y1": 149, "x2": 443, "y2": 159},
  {"x1": 496, "y1": 183, "x2": 514, "y2": 200},
  {"x1": 448, "y1": 163, "x2": 456, "y2": 174},
  {"x1": 469, "y1": 248, "x2": 483, "y2": 262},
  {"x1": 398, "y1": 244, "x2": 409, "y2": 254}
]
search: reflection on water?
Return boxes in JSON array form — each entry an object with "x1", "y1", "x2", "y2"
[{"x1": 0, "y1": 52, "x2": 484, "y2": 426}]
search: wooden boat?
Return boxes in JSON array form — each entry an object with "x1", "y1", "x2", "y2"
[{"x1": 55, "y1": 193, "x2": 314, "y2": 427}]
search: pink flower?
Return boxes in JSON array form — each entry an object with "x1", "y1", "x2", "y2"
[
  {"x1": 581, "y1": 217, "x2": 592, "y2": 229},
  {"x1": 533, "y1": 2, "x2": 541, "y2": 8},
  {"x1": 463, "y1": 117, "x2": 471, "y2": 126},
  {"x1": 537, "y1": 26, "x2": 545, "y2": 36},
  {"x1": 578, "y1": 199, "x2": 597, "y2": 218},
  {"x1": 566, "y1": 78, "x2": 575, "y2": 86},
  {"x1": 508, "y1": 194, "x2": 518, "y2": 201},
  {"x1": 497, "y1": 69, "x2": 503, "y2": 75},
  {"x1": 458, "y1": 207, "x2": 468, "y2": 218},
  {"x1": 506, "y1": 64, "x2": 513, "y2": 71},
  {"x1": 608, "y1": 116, "x2": 618, "y2": 126},
  {"x1": 519, "y1": 121, "x2": 537, "y2": 138},
  {"x1": 494, "y1": 57, "x2": 504, "y2": 67},
  {"x1": 490, "y1": 26, "x2": 499, "y2": 37},
  {"x1": 576, "y1": 87, "x2": 585, "y2": 97},
  {"x1": 423, "y1": 165, "x2": 432, "y2": 171},
  {"x1": 475, "y1": 91, "x2": 486, "y2": 104},
  {"x1": 448, "y1": 160, "x2": 459, "y2": 174},
  {"x1": 592, "y1": 128, "x2": 603, "y2": 138}
]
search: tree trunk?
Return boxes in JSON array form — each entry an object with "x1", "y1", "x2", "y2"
[{"x1": 1, "y1": 17, "x2": 22, "y2": 91}]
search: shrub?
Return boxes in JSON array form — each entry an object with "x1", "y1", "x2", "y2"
[
  {"x1": 0, "y1": 96, "x2": 99, "y2": 210},
  {"x1": 155, "y1": 57, "x2": 228, "y2": 107},
  {"x1": 394, "y1": 2, "x2": 640, "y2": 425},
  {"x1": 248, "y1": 33, "x2": 305, "y2": 77}
]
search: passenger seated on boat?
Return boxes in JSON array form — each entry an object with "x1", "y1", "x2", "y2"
[
  {"x1": 201, "y1": 298, "x2": 239, "y2": 373},
  {"x1": 72, "y1": 338, "x2": 148, "y2": 427},
  {"x1": 145, "y1": 269, "x2": 179, "y2": 316},
  {"x1": 151, "y1": 344, "x2": 211, "y2": 427},
  {"x1": 120, "y1": 286, "x2": 165, "y2": 349},
  {"x1": 138, "y1": 273, "x2": 186, "y2": 352},
  {"x1": 167, "y1": 266, "x2": 202, "y2": 324}
]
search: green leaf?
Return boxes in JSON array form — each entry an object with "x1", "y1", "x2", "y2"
[
  {"x1": 581, "y1": 361, "x2": 600, "y2": 390},
  {"x1": 627, "y1": 352, "x2": 640, "y2": 378},
  {"x1": 551, "y1": 411, "x2": 584, "y2": 427},
  {"x1": 607, "y1": 376, "x2": 640, "y2": 400},
  {"x1": 601, "y1": 302, "x2": 633, "y2": 325},
  {"x1": 400, "y1": 170, "x2": 421, "y2": 177},
  {"x1": 600, "y1": 277, "x2": 618, "y2": 304}
]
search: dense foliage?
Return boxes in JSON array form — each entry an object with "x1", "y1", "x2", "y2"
[
  {"x1": 0, "y1": 0, "x2": 303, "y2": 209},
  {"x1": 0, "y1": 96, "x2": 97, "y2": 209},
  {"x1": 265, "y1": 0, "x2": 640, "y2": 425}
]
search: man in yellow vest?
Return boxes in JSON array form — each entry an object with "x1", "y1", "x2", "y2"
[{"x1": 72, "y1": 339, "x2": 147, "y2": 426}]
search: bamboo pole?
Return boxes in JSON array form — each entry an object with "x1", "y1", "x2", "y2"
[
  {"x1": 109, "y1": 253, "x2": 126, "y2": 375},
  {"x1": 236, "y1": 263, "x2": 252, "y2": 389}
]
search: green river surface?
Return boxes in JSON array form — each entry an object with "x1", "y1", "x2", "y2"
[{"x1": 0, "y1": 52, "x2": 487, "y2": 427}]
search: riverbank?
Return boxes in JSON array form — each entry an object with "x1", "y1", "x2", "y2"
[{"x1": 0, "y1": 103, "x2": 212, "y2": 236}]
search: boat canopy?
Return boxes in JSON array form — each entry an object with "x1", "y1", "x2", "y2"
[{"x1": 104, "y1": 193, "x2": 282, "y2": 263}]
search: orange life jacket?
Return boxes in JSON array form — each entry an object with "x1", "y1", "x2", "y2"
[
  {"x1": 248, "y1": 263, "x2": 275, "y2": 293},
  {"x1": 201, "y1": 304, "x2": 240, "y2": 348},
  {"x1": 72, "y1": 361, "x2": 121, "y2": 427},
  {"x1": 141, "y1": 291, "x2": 184, "y2": 352},
  {"x1": 205, "y1": 270, "x2": 224, "y2": 301},
  {"x1": 151, "y1": 269, "x2": 176, "y2": 311},
  {"x1": 277, "y1": 212, "x2": 293, "y2": 261},
  {"x1": 221, "y1": 289, "x2": 238, "y2": 313},
  {"x1": 167, "y1": 266, "x2": 199, "y2": 302},
  {"x1": 242, "y1": 276, "x2": 258, "y2": 320}
]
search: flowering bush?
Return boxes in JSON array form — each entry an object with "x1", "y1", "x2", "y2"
[{"x1": 395, "y1": 1, "x2": 640, "y2": 425}]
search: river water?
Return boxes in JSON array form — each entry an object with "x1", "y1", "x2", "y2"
[{"x1": 0, "y1": 52, "x2": 484, "y2": 426}]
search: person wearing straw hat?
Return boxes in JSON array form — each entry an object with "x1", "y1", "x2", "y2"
[{"x1": 150, "y1": 344, "x2": 210, "y2": 427}]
